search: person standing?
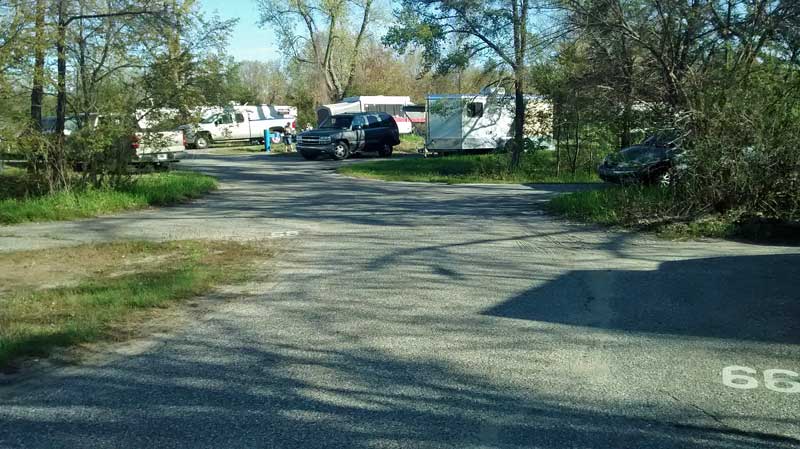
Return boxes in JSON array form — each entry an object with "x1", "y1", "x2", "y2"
[{"x1": 283, "y1": 122, "x2": 294, "y2": 151}]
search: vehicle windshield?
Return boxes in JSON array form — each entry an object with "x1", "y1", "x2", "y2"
[{"x1": 320, "y1": 115, "x2": 353, "y2": 129}]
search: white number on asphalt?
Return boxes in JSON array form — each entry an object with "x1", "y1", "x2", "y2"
[
  {"x1": 722, "y1": 366, "x2": 759, "y2": 390},
  {"x1": 763, "y1": 369, "x2": 800, "y2": 393},
  {"x1": 722, "y1": 366, "x2": 799, "y2": 393}
]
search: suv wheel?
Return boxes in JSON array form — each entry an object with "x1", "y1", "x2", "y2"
[
  {"x1": 656, "y1": 169, "x2": 674, "y2": 188},
  {"x1": 331, "y1": 141, "x2": 350, "y2": 160},
  {"x1": 378, "y1": 142, "x2": 393, "y2": 158}
]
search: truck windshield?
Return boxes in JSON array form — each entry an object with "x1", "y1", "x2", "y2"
[{"x1": 320, "y1": 115, "x2": 353, "y2": 129}]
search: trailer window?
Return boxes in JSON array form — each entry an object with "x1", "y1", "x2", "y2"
[
  {"x1": 235, "y1": 113, "x2": 245, "y2": 123},
  {"x1": 467, "y1": 102, "x2": 484, "y2": 118}
]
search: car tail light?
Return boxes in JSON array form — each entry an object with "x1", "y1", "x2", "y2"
[
  {"x1": 182, "y1": 132, "x2": 187, "y2": 148},
  {"x1": 131, "y1": 135, "x2": 140, "y2": 150},
  {"x1": 292, "y1": 120, "x2": 296, "y2": 129}
]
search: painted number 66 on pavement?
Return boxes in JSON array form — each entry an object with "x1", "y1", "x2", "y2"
[{"x1": 722, "y1": 366, "x2": 800, "y2": 393}]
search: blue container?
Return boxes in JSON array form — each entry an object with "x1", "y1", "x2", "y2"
[{"x1": 263, "y1": 130, "x2": 271, "y2": 152}]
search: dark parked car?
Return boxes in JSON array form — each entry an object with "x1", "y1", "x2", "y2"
[
  {"x1": 598, "y1": 133, "x2": 683, "y2": 186},
  {"x1": 296, "y1": 112, "x2": 400, "y2": 160}
]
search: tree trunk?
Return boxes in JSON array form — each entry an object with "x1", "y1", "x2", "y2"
[
  {"x1": 555, "y1": 106, "x2": 561, "y2": 177},
  {"x1": 29, "y1": 0, "x2": 46, "y2": 130},
  {"x1": 510, "y1": 71, "x2": 525, "y2": 169},
  {"x1": 509, "y1": 0, "x2": 527, "y2": 171},
  {"x1": 53, "y1": 0, "x2": 69, "y2": 191}
]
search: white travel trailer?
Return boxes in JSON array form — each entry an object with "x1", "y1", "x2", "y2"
[
  {"x1": 316, "y1": 96, "x2": 416, "y2": 134},
  {"x1": 424, "y1": 89, "x2": 552, "y2": 154}
]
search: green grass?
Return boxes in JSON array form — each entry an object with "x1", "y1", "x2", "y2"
[
  {"x1": 396, "y1": 134, "x2": 425, "y2": 153},
  {"x1": 547, "y1": 186, "x2": 737, "y2": 239},
  {"x1": 0, "y1": 240, "x2": 274, "y2": 368},
  {"x1": 338, "y1": 152, "x2": 600, "y2": 184},
  {"x1": 0, "y1": 171, "x2": 217, "y2": 225}
]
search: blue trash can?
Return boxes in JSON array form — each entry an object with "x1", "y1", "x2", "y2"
[{"x1": 263, "y1": 130, "x2": 271, "y2": 153}]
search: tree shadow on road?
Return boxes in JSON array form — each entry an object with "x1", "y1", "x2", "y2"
[{"x1": 483, "y1": 253, "x2": 800, "y2": 344}]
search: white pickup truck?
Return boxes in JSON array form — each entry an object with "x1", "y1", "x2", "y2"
[
  {"x1": 95, "y1": 114, "x2": 186, "y2": 167},
  {"x1": 44, "y1": 114, "x2": 186, "y2": 168},
  {"x1": 184, "y1": 105, "x2": 297, "y2": 149}
]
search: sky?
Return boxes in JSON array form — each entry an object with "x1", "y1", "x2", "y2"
[{"x1": 200, "y1": 0, "x2": 280, "y2": 62}]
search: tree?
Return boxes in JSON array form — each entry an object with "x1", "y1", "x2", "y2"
[
  {"x1": 385, "y1": 0, "x2": 539, "y2": 169},
  {"x1": 235, "y1": 60, "x2": 290, "y2": 104},
  {"x1": 258, "y1": 0, "x2": 375, "y2": 101}
]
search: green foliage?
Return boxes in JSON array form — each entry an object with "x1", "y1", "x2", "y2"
[
  {"x1": 678, "y1": 66, "x2": 800, "y2": 222},
  {"x1": 0, "y1": 171, "x2": 217, "y2": 224}
]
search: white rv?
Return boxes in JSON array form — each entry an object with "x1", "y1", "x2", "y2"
[
  {"x1": 424, "y1": 89, "x2": 552, "y2": 154},
  {"x1": 316, "y1": 96, "x2": 416, "y2": 134}
]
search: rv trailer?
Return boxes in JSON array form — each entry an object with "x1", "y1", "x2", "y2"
[
  {"x1": 316, "y1": 96, "x2": 417, "y2": 134},
  {"x1": 424, "y1": 90, "x2": 552, "y2": 155}
]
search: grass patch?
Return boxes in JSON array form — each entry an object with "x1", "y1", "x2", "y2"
[
  {"x1": 396, "y1": 134, "x2": 425, "y2": 153},
  {"x1": 547, "y1": 186, "x2": 738, "y2": 239},
  {"x1": 339, "y1": 152, "x2": 599, "y2": 184},
  {"x1": 0, "y1": 239, "x2": 275, "y2": 369},
  {"x1": 0, "y1": 171, "x2": 217, "y2": 225}
]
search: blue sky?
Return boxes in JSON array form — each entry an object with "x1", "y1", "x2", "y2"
[{"x1": 200, "y1": 0, "x2": 280, "y2": 62}]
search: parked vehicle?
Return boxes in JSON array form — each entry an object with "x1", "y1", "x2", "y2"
[
  {"x1": 43, "y1": 113, "x2": 186, "y2": 168},
  {"x1": 424, "y1": 88, "x2": 552, "y2": 155},
  {"x1": 296, "y1": 112, "x2": 400, "y2": 160},
  {"x1": 184, "y1": 105, "x2": 297, "y2": 149},
  {"x1": 597, "y1": 133, "x2": 683, "y2": 186},
  {"x1": 316, "y1": 96, "x2": 416, "y2": 134}
]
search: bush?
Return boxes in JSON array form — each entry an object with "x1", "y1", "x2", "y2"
[{"x1": 678, "y1": 67, "x2": 800, "y2": 223}]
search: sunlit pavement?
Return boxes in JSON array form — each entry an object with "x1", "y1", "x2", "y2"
[{"x1": 1, "y1": 152, "x2": 798, "y2": 448}]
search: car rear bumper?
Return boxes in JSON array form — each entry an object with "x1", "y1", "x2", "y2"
[{"x1": 134, "y1": 151, "x2": 186, "y2": 163}]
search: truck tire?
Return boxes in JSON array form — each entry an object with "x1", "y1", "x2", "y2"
[
  {"x1": 195, "y1": 134, "x2": 210, "y2": 150},
  {"x1": 331, "y1": 141, "x2": 350, "y2": 160}
]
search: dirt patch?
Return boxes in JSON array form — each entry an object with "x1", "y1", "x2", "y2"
[
  {"x1": 0, "y1": 239, "x2": 279, "y2": 375},
  {"x1": 0, "y1": 243, "x2": 187, "y2": 296}
]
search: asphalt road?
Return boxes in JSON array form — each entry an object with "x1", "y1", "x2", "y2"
[{"x1": 1, "y1": 152, "x2": 798, "y2": 449}]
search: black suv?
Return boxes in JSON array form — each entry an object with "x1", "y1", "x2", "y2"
[{"x1": 296, "y1": 112, "x2": 400, "y2": 160}]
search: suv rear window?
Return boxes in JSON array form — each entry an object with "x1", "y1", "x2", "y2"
[{"x1": 367, "y1": 115, "x2": 380, "y2": 128}]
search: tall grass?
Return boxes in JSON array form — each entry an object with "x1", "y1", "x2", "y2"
[
  {"x1": 0, "y1": 171, "x2": 216, "y2": 225},
  {"x1": 547, "y1": 186, "x2": 738, "y2": 238},
  {"x1": 339, "y1": 152, "x2": 599, "y2": 184}
]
